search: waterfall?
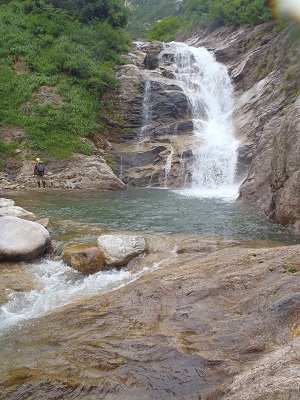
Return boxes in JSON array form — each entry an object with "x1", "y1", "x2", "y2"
[
  {"x1": 160, "y1": 42, "x2": 239, "y2": 198},
  {"x1": 164, "y1": 146, "x2": 174, "y2": 186},
  {"x1": 140, "y1": 79, "x2": 152, "y2": 140}
]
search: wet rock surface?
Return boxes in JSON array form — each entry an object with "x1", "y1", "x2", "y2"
[
  {"x1": 0, "y1": 229, "x2": 299, "y2": 399},
  {"x1": 102, "y1": 40, "x2": 196, "y2": 188},
  {"x1": 62, "y1": 244, "x2": 105, "y2": 275}
]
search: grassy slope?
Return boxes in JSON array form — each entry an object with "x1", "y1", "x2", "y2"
[{"x1": 0, "y1": 0, "x2": 131, "y2": 168}]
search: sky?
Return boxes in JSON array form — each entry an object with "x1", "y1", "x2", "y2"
[{"x1": 276, "y1": 0, "x2": 300, "y2": 20}]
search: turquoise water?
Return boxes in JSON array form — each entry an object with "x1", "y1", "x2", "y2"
[{"x1": 11, "y1": 188, "x2": 300, "y2": 244}]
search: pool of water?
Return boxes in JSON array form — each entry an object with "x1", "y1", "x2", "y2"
[{"x1": 10, "y1": 188, "x2": 300, "y2": 244}]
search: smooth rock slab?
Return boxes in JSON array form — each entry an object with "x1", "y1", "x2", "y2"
[
  {"x1": 62, "y1": 244, "x2": 104, "y2": 275},
  {"x1": 97, "y1": 234, "x2": 147, "y2": 267},
  {"x1": 0, "y1": 216, "x2": 50, "y2": 261}
]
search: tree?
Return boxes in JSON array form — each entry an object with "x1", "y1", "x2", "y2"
[{"x1": 147, "y1": 16, "x2": 181, "y2": 42}]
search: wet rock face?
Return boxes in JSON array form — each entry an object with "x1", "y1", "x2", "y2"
[
  {"x1": 105, "y1": 41, "x2": 196, "y2": 188},
  {"x1": 234, "y1": 25, "x2": 300, "y2": 232},
  {"x1": 1, "y1": 238, "x2": 300, "y2": 399}
]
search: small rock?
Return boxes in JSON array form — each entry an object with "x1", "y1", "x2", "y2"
[
  {"x1": 0, "y1": 205, "x2": 36, "y2": 221},
  {"x1": 62, "y1": 244, "x2": 105, "y2": 275}
]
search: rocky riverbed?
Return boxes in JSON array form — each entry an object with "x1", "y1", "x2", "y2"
[{"x1": 0, "y1": 198, "x2": 299, "y2": 399}]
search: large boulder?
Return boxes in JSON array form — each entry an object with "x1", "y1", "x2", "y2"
[
  {"x1": 97, "y1": 234, "x2": 147, "y2": 267},
  {"x1": 46, "y1": 154, "x2": 126, "y2": 190},
  {"x1": 0, "y1": 216, "x2": 50, "y2": 261},
  {"x1": 0, "y1": 205, "x2": 36, "y2": 220},
  {"x1": 62, "y1": 244, "x2": 104, "y2": 275},
  {"x1": 0, "y1": 198, "x2": 36, "y2": 220},
  {"x1": 0, "y1": 198, "x2": 15, "y2": 207}
]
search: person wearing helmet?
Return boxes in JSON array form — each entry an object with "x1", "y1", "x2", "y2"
[{"x1": 34, "y1": 157, "x2": 46, "y2": 188}]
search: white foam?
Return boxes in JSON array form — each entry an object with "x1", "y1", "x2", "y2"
[{"x1": 0, "y1": 259, "x2": 157, "y2": 335}]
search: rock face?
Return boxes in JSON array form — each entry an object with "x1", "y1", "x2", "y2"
[
  {"x1": 97, "y1": 233, "x2": 147, "y2": 267},
  {"x1": 0, "y1": 216, "x2": 50, "y2": 261},
  {"x1": 62, "y1": 244, "x2": 104, "y2": 274},
  {"x1": 101, "y1": 41, "x2": 196, "y2": 188}
]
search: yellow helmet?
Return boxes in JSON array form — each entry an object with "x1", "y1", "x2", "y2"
[{"x1": 36, "y1": 158, "x2": 40, "y2": 162}]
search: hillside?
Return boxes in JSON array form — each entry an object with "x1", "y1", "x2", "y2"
[
  {"x1": 126, "y1": 0, "x2": 183, "y2": 38},
  {"x1": 0, "y1": 0, "x2": 131, "y2": 176},
  {"x1": 0, "y1": 0, "x2": 275, "y2": 174},
  {"x1": 127, "y1": 0, "x2": 274, "y2": 40}
]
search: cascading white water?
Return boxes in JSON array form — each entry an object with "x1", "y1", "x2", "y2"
[
  {"x1": 0, "y1": 259, "x2": 160, "y2": 335},
  {"x1": 164, "y1": 145, "x2": 174, "y2": 186},
  {"x1": 161, "y1": 42, "x2": 239, "y2": 198},
  {"x1": 140, "y1": 79, "x2": 152, "y2": 140}
]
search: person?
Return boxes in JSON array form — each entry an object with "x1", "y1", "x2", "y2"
[{"x1": 34, "y1": 157, "x2": 46, "y2": 188}]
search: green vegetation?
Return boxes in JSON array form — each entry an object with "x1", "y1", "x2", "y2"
[
  {"x1": 127, "y1": 0, "x2": 183, "y2": 38},
  {"x1": 148, "y1": 16, "x2": 181, "y2": 42},
  {"x1": 284, "y1": 266, "x2": 297, "y2": 273},
  {"x1": 0, "y1": 0, "x2": 131, "y2": 166},
  {"x1": 0, "y1": 140, "x2": 18, "y2": 169},
  {"x1": 146, "y1": 0, "x2": 274, "y2": 41},
  {"x1": 182, "y1": 0, "x2": 273, "y2": 30}
]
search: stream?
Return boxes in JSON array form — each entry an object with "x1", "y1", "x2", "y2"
[{"x1": 1, "y1": 39, "x2": 300, "y2": 398}]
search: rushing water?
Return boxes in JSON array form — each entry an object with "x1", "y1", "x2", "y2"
[
  {"x1": 0, "y1": 257, "x2": 160, "y2": 335},
  {"x1": 159, "y1": 43, "x2": 238, "y2": 194}
]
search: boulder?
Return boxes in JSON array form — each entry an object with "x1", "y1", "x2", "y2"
[
  {"x1": 0, "y1": 198, "x2": 15, "y2": 207},
  {"x1": 0, "y1": 197, "x2": 36, "y2": 220},
  {"x1": 97, "y1": 234, "x2": 147, "y2": 267},
  {"x1": 40, "y1": 154, "x2": 126, "y2": 190},
  {"x1": 0, "y1": 205, "x2": 36, "y2": 220},
  {"x1": 62, "y1": 244, "x2": 104, "y2": 275},
  {"x1": 0, "y1": 216, "x2": 50, "y2": 261}
]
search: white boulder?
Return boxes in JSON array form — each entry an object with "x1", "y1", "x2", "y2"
[
  {"x1": 97, "y1": 234, "x2": 147, "y2": 267},
  {"x1": 0, "y1": 198, "x2": 15, "y2": 207},
  {"x1": 0, "y1": 198, "x2": 36, "y2": 220},
  {"x1": 0, "y1": 205, "x2": 36, "y2": 220},
  {"x1": 0, "y1": 216, "x2": 50, "y2": 261}
]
